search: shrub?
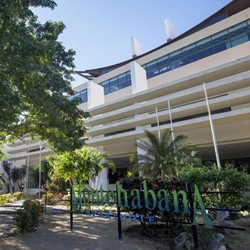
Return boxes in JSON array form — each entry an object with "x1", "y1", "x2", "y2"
[
  {"x1": 13, "y1": 192, "x2": 23, "y2": 201},
  {"x1": 42, "y1": 192, "x2": 64, "y2": 205},
  {"x1": 178, "y1": 164, "x2": 250, "y2": 212},
  {"x1": 14, "y1": 199, "x2": 42, "y2": 233},
  {"x1": 0, "y1": 193, "x2": 12, "y2": 204},
  {"x1": 0, "y1": 192, "x2": 23, "y2": 205},
  {"x1": 63, "y1": 194, "x2": 70, "y2": 210}
]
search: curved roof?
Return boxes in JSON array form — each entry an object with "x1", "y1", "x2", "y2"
[{"x1": 76, "y1": 0, "x2": 250, "y2": 80}]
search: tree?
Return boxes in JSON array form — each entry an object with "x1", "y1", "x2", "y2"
[
  {"x1": 0, "y1": 0, "x2": 88, "y2": 153},
  {"x1": 132, "y1": 129, "x2": 201, "y2": 178},
  {"x1": 32, "y1": 159, "x2": 52, "y2": 187},
  {"x1": 0, "y1": 173, "x2": 3, "y2": 192},
  {"x1": 0, "y1": 160, "x2": 26, "y2": 192},
  {"x1": 0, "y1": 160, "x2": 14, "y2": 193},
  {"x1": 49, "y1": 147, "x2": 115, "y2": 185},
  {"x1": 11, "y1": 166, "x2": 26, "y2": 192}
]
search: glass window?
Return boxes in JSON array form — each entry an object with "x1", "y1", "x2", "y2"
[
  {"x1": 145, "y1": 60, "x2": 157, "y2": 68},
  {"x1": 229, "y1": 22, "x2": 248, "y2": 38},
  {"x1": 75, "y1": 93, "x2": 81, "y2": 102},
  {"x1": 101, "y1": 81, "x2": 110, "y2": 95},
  {"x1": 80, "y1": 89, "x2": 88, "y2": 103},
  {"x1": 230, "y1": 34, "x2": 249, "y2": 47},
  {"x1": 197, "y1": 47, "x2": 213, "y2": 59},
  {"x1": 157, "y1": 55, "x2": 169, "y2": 62},
  {"x1": 182, "y1": 54, "x2": 198, "y2": 65},
  {"x1": 100, "y1": 72, "x2": 131, "y2": 95},
  {"x1": 171, "y1": 59, "x2": 182, "y2": 70},
  {"x1": 118, "y1": 73, "x2": 130, "y2": 89},
  {"x1": 145, "y1": 60, "x2": 159, "y2": 78},
  {"x1": 144, "y1": 20, "x2": 249, "y2": 80},
  {"x1": 213, "y1": 43, "x2": 227, "y2": 53},
  {"x1": 169, "y1": 50, "x2": 182, "y2": 60},
  {"x1": 109, "y1": 78, "x2": 118, "y2": 93},
  {"x1": 182, "y1": 44, "x2": 196, "y2": 57},
  {"x1": 196, "y1": 37, "x2": 212, "y2": 50},
  {"x1": 70, "y1": 89, "x2": 88, "y2": 103},
  {"x1": 212, "y1": 30, "x2": 229, "y2": 45}
]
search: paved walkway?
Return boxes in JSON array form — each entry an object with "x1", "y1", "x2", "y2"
[{"x1": 0, "y1": 212, "x2": 173, "y2": 250}]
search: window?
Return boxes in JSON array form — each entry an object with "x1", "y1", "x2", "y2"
[
  {"x1": 100, "y1": 72, "x2": 131, "y2": 95},
  {"x1": 101, "y1": 81, "x2": 110, "y2": 95},
  {"x1": 142, "y1": 20, "x2": 250, "y2": 79},
  {"x1": 70, "y1": 89, "x2": 88, "y2": 104}
]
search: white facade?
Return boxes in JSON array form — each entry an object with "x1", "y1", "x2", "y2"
[
  {"x1": 3, "y1": 0, "x2": 250, "y2": 191},
  {"x1": 75, "y1": 1, "x2": 250, "y2": 189},
  {"x1": 1, "y1": 139, "x2": 53, "y2": 194}
]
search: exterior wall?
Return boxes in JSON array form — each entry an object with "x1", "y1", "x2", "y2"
[
  {"x1": 147, "y1": 42, "x2": 250, "y2": 89},
  {"x1": 2, "y1": 139, "x2": 53, "y2": 194},
  {"x1": 4, "y1": 3, "x2": 250, "y2": 190},
  {"x1": 135, "y1": 7, "x2": 250, "y2": 66},
  {"x1": 80, "y1": 6, "x2": 250, "y2": 189}
]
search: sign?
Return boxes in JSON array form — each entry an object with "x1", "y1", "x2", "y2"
[{"x1": 72, "y1": 180, "x2": 212, "y2": 228}]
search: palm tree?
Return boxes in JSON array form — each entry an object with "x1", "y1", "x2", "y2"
[
  {"x1": 11, "y1": 166, "x2": 26, "y2": 192},
  {"x1": 32, "y1": 159, "x2": 52, "y2": 188},
  {"x1": 134, "y1": 129, "x2": 201, "y2": 178},
  {"x1": 1, "y1": 160, "x2": 14, "y2": 193}
]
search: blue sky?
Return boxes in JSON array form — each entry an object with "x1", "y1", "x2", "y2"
[{"x1": 33, "y1": 0, "x2": 231, "y2": 87}]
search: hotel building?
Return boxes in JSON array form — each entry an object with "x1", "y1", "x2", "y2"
[{"x1": 2, "y1": 0, "x2": 250, "y2": 192}]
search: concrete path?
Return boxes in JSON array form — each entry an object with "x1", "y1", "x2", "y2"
[{"x1": 0, "y1": 213, "x2": 173, "y2": 250}]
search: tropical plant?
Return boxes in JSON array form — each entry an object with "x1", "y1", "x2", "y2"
[
  {"x1": 132, "y1": 129, "x2": 201, "y2": 178},
  {"x1": 32, "y1": 159, "x2": 52, "y2": 188},
  {"x1": 1, "y1": 160, "x2": 14, "y2": 193},
  {"x1": 0, "y1": 0, "x2": 89, "y2": 154},
  {"x1": 14, "y1": 199, "x2": 42, "y2": 233},
  {"x1": 178, "y1": 164, "x2": 250, "y2": 211},
  {"x1": 0, "y1": 192, "x2": 23, "y2": 205},
  {"x1": 0, "y1": 173, "x2": 2, "y2": 190},
  {"x1": 1, "y1": 160, "x2": 27, "y2": 192},
  {"x1": 49, "y1": 147, "x2": 115, "y2": 185},
  {"x1": 11, "y1": 166, "x2": 26, "y2": 192},
  {"x1": 45, "y1": 174, "x2": 68, "y2": 194}
]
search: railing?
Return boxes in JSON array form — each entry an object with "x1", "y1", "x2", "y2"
[{"x1": 27, "y1": 182, "x2": 39, "y2": 189}]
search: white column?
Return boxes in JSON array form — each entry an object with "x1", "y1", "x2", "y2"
[
  {"x1": 167, "y1": 99, "x2": 175, "y2": 142},
  {"x1": 131, "y1": 37, "x2": 141, "y2": 58},
  {"x1": 203, "y1": 83, "x2": 221, "y2": 170},
  {"x1": 38, "y1": 142, "x2": 42, "y2": 199},
  {"x1": 130, "y1": 61, "x2": 148, "y2": 94},
  {"x1": 25, "y1": 140, "x2": 30, "y2": 195},
  {"x1": 87, "y1": 81, "x2": 105, "y2": 109},
  {"x1": 155, "y1": 107, "x2": 161, "y2": 140}
]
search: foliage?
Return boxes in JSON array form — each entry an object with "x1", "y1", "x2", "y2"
[
  {"x1": 15, "y1": 199, "x2": 42, "y2": 233},
  {"x1": 13, "y1": 192, "x2": 23, "y2": 201},
  {"x1": 43, "y1": 192, "x2": 63, "y2": 205},
  {"x1": 178, "y1": 164, "x2": 250, "y2": 211},
  {"x1": 49, "y1": 147, "x2": 115, "y2": 185},
  {"x1": 31, "y1": 158, "x2": 68, "y2": 193},
  {"x1": 0, "y1": 0, "x2": 89, "y2": 153},
  {"x1": 11, "y1": 166, "x2": 26, "y2": 191},
  {"x1": 120, "y1": 165, "x2": 250, "y2": 236},
  {"x1": 1, "y1": 160, "x2": 26, "y2": 192},
  {"x1": 1, "y1": 160, "x2": 13, "y2": 192},
  {"x1": 0, "y1": 192, "x2": 23, "y2": 205},
  {"x1": 131, "y1": 129, "x2": 201, "y2": 178},
  {"x1": 63, "y1": 193, "x2": 70, "y2": 210},
  {"x1": 0, "y1": 173, "x2": 2, "y2": 187},
  {"x1": 0, "y1": 193, "x2": 12, "y2": 205},
  {"x1": 32, "y1": 159, "x2": 52, "y2": 187},
  {"x1": 45, "y1": 174, "x2": 68, "y2": 194}
]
